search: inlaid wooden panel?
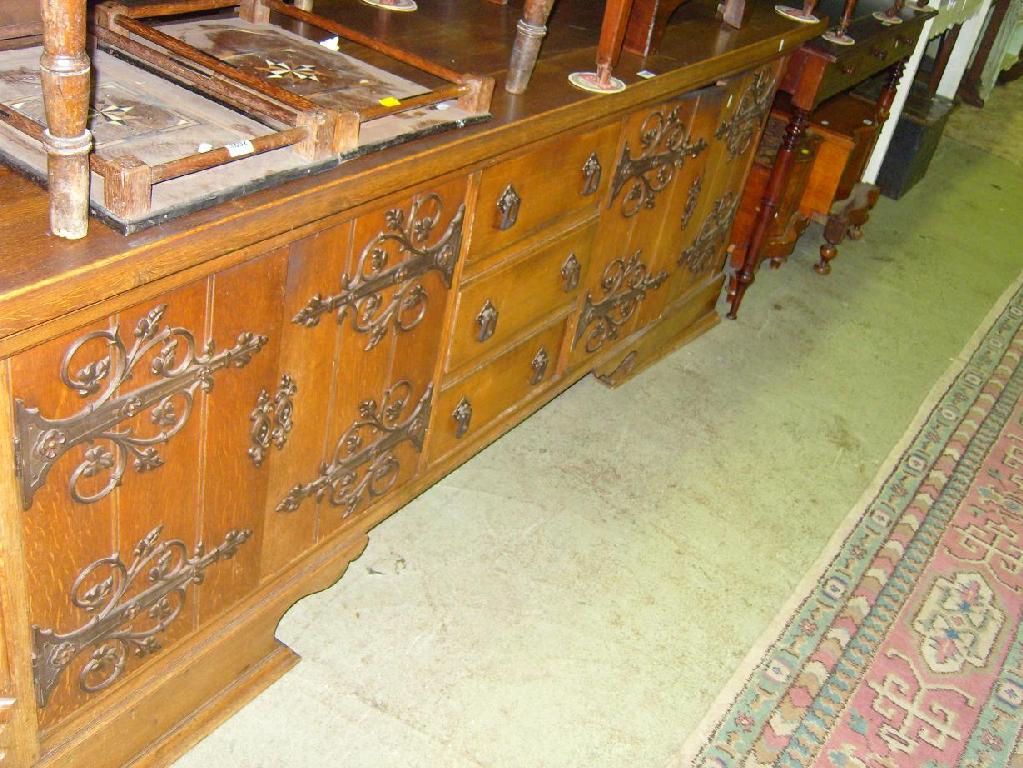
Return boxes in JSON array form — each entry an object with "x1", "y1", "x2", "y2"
[
  {"x1": 428, "y1": 318, "x2": 566, "y2": 465},
  {"x1": 446, "y1": 221, "x2": 595, "y2": 376},
  {"x1": 469, "y1": 123, "x2": 619, "y2": 262}
]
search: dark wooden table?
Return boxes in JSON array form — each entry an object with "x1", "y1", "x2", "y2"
[{"x1": 727, "y1": 0, "x2": 935, "y2": 317}]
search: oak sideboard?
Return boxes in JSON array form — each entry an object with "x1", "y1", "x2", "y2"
[{"x1": 0, "y1": 2, "x2": 822, "y2": 765}]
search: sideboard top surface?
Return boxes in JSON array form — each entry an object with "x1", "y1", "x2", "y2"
[{"x1": 0, "y1": 0, "x2": 823, "y2": 355}]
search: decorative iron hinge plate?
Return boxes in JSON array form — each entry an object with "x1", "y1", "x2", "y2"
[
  {"x1": 679, "y1": 192, "x2": 740, "y2": 274},
  {"x1": 249, "y1": 374, "x2": 297, "y2": 467},
  {"x1": 32, "y1": 525, "x2": 252, "y2": 707},
  {"x1": 13, "y1": 305, "x2": 267, "y2": 511},
  {"x1": 575, "y1": 252, "x2": 668, "y2": 355},
  {"x1": 610, "y1": 106, "x2": 708, "y2": 218},
  {"x1": 715, "y1": 70, "x2": 776, "y2": 159},
  {"x1": 276, "y1": 380, "x2": 432, "y2": 518},
  {"x1": 293, "y1": 196, "x2": 465, "y2": 351}
]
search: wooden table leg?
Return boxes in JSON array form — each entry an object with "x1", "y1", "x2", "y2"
[
  {"x1": 505, "y1": 0, "x2": 557, "y2": 94},
  {"x1": 595, "y1": 0, "x2": 636, "y2": 86},
  {"x1": 814, "y1": 61, "x2": 902, "y2": 274},
  {"x1": 928, "y1": 24, "x2": 961, "y2": 97},
  {"x1": 727, "y1": 106, "x2": 809, "y2": 319},
  {"x1": 39, "y1": 0, "x2": 92, "y2": 240}
]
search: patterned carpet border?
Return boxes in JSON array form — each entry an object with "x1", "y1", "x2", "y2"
[{"x1": 675, "y1": 270, "x2": 1023, "y2": 768}]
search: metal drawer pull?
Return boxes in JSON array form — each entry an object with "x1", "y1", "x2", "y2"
[
  {"x1": 581, "y1": 153, "x2": 602, "y2": 196},
  {"x1": 453, "y1": 397, "x2": 473, "y2": 438},
  {"x1": 870, "y1": 46, "x2": 889, "y2": 60},
  {"x1": 561, "y1": 253, "x2": 581, "y2": 292},
  {"x1": 476, "y1": 300, "x2": 499, "y2": 342},
  {"x1": 496, "y1": 184, "x2": 521, "y2": 230},
  {"x1": 530, "y1": 347, "x2": 550, "y2": 385}
]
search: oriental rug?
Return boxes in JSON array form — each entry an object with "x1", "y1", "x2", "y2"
[{"x1": 678, "y1": 273, "x2": 1023, "y2": 768}]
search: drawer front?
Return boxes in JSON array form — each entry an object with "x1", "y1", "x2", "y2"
[
  {"x1": 817, "y1": 27, "x2": 918, "y2": 103},
  {"x1": 446, "y1": 223, "x2": 595, "y2": 374},
  {"x1": 469, "y1": 123, "x2": 620, "y2": 261},
  {"x1": 428, "y1": 319, "x2": 566, "y2": 462}
]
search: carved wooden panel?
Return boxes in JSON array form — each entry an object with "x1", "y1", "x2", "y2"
[{"x1": 567, "y1": 95, "x2": 701, "y2": 368}]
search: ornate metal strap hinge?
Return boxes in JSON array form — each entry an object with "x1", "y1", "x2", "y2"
[
  {"x1": 679, "y1": 192, "x2": 740, "y2": 274},
  {"x1": 715, "y1": 70, "x2": 777, "y2": 159},
  {"x1": 32, "y1": 525, "x2": 252, "y2": 708},
  {"x1": 249, "y1": 374, "x2": 297, "y2": 467},
  {"x1": 610, "y1": 106, "x2": 708, "y2": 218},
  {"x1": 293, "y1": 195, "x2": 465, "y2": 351},
  {"x1": 14, "y1": 305, "x2": 268, "y2": 511},
  {"x1": 581, "y1": 153, "x2": 602, "y2": 197},
  {"x1": 277, "y1": 380, "x2": 432, "y2": 518},
  {"x1": 495, "y1": 184, "x2": 521, "y2": 231},
  {"x1": 574, "y1": 252, "x2": 668, "y2": 355}
]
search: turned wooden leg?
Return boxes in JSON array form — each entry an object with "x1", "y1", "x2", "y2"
[
  {"x1": 39, "y1": 0, "x2": 92, "y2": 240},
  {"x1": 505, "y1": 0, "x2": 557, "y2": 94},
  {"x1": 727, "y1": 107, "x2": 809, "y2": 319},
  {"x1": 594, "y1": 0, "x2": 636, "y2": 87},
  {"x1": 816, "y1": 242, "x2": 837, "y2": 274}
]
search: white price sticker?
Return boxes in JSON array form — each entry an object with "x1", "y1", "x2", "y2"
[{"x1": 224, "y1": 140, "x2": 255, "y2": 158}]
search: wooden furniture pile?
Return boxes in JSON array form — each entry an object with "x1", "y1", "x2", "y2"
[
  {"x1": 727, "y1": 0, "x2": 936, "y2": 316},
  {"x1": 0, "y1": 1, "x2": 824, "y2": 766}
]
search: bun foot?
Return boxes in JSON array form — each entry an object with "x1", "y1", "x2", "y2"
[{"x1": 815, "y1": 243, "x2": 837, "y2": 274}]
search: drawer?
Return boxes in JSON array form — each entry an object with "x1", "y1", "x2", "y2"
[
  {"x1": 428, "y1": 318, "x2": 566, "y2": 462},
  {"x1": 816, "y1": 27, "x2": 918, "y2": 103},
  {"x1": 446, "y1": 223, "x2": 595, "y2": 374},
  {"x1": 469, "y1": 122, "x2": 620, "y2": 261}
]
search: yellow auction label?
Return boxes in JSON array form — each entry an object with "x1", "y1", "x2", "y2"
[{"x1": 379, "y1": 97, "x2": 402, "y2": 107}]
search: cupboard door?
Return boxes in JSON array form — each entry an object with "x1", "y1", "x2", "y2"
[
  {"x1": 668, "y1": 62, "x2": 783, "y2": 306},
  {"x1": 272, "y1": 178, "x2": 468, "y2": 545},
  {"x1": 568, "y1": 95, "x2": 706, "y2": 367},
  {"x1": 9, "y1": 266, "x2": 279, "y2": 730}
]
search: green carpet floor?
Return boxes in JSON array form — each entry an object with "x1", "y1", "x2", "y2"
[{"x1": 174, "y1": 81, "x2": 1023, "y2": 768}]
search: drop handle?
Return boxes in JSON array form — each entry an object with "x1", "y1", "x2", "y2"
[
  {"x1": 476, "y1": 300, "x2": 499, "y2": 342},
  {"x1": 496, "y1": 184, "x2": 521, "y2": 230},
  {"x1": 561, "y1": 253, "x2": 581, "y2": 292},
  {"x1": 530, "y1": 347, "x2": 550, "y2": 385},
  {"x1": 870, "y1": 46, "x2": 889, "y2": 60},
  {"x1": 840, "y1": 63, "x2": 856, "y2": 75},
  {"x1": 453, "y1": 397, "x2": 472, "y2": 439}
]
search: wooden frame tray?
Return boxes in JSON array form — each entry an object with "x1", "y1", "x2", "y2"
[
  {"x1": 0, "y1": 2, "x2": 493, "y2": 232},
  {"x1": 95, "y1": 0, "x2": 493, "y2": 151}
]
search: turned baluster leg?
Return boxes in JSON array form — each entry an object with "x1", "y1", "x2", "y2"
[
  {"x1": 39, "y1": 0, "x2": 92, "y2": 240},
  {"x1": 727, "y1": 107, "x2": 809, "y2": 319},
  {"x1": 568, "y1": 0, "x2": 636, "y2": 93},
  {"x1": 595, "y1": 0, "x2": 636, "y2": 86},
  {"x1": 823, "y1": 0, "x2": 858, "y2": 45},
  {"x1": 505, "y1": 0, "x2": 557, "y2": 94}
]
